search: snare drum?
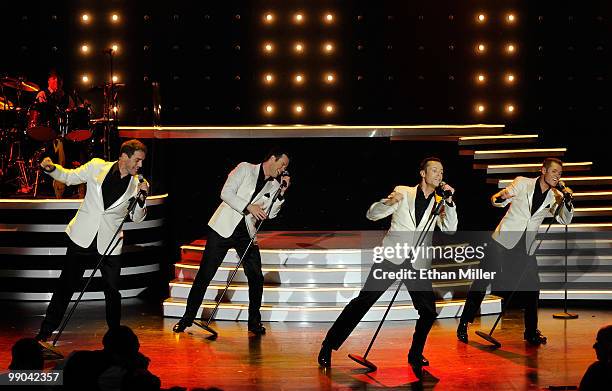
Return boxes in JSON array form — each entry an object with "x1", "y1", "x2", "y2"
[
  {"x1": 65, "y1": 106, "x2": 92, "y2": 142},
  {"x1": 26, "y1": 102, "x2": 58, "y2": 142}
]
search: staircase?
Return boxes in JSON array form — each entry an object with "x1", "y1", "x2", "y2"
[{"x1": 458, "y1": 133, "x2": 612, "y2": 300}]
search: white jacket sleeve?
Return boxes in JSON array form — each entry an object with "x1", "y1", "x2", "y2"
[
  {"x1": 437, "y1": 202, "x2": 458, "y2": 234},
  {"x1": 492, "y1": 176, "x2": 525, "y2": 208},
  {"x1": 47, "y1": 158, "x2": 100, "y2": 186},
  {"x1": 129, "y1": 179, "x2": 148, "y2": 223},
  {"x1": 550, "y1": 191, "x2": 574, "y2": 225},
  {"x1": 366, "y1": 186, "x2": 400, "y2": 221},
  {"x1": 220, "y1": 162, "x2": 251, "y2": 214}
]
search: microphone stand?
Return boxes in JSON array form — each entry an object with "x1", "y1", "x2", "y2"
[
  {"x1": 476, "y1": 197, "x2": 570, "y2": 348},
  {"x1": 192, "y1": 184, "x2": 286, "y2": 338},
  {"x1": 39, "y1": 190, "x2": 145, "y2": 359},
  {"x1": 553, "y1": 195, "x2": 578, "y2": 319},
  {"x1": 348, "y1": 192, "x2": 449, "y2": 372}
]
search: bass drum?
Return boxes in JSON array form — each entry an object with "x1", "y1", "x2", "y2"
[
  {"x1": 26, "y1": 102, "x2": 58, "y2": 142},
  {"x1": 65, "y1": 106, "x2": 93, "y2": 142}
]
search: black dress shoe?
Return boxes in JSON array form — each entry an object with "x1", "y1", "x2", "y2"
[
  {"x1": 457, "y1": 322, "x2": 468, "y2": 343},
  {"x1": 408, "y1": 356, "x2": 427, "y2": 379},
  {"x1": 318, "y1": 342, "x2": 332, "y2": 368},
  {"x1": 524, "y1": 329, "x2": 547, "y2": 345},
  {"x1": 408, "y1": 354, "x2": 429, "y2": 367},
  {"x1": 172, "y1": 319, "x2": 191, "y2": 333},
  {"x1": 248, "y1": 322, "x2": 266, "y2": 335},
  {"x1": 35, "y1": 330, "x2": 52, "y2": 342}
]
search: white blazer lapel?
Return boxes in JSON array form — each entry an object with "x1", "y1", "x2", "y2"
[
  {"x1": 526, "y1": 177, "x2": 537, "y2": 213},
  {"x1": 406, "y1": 186, "x2": 417, "y2": 228}
]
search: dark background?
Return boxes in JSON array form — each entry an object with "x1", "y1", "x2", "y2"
[{"x1": 1, "y1": 0, "x2": 610, "y2": 246}]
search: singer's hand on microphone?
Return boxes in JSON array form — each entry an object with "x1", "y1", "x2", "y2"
[
  {"x1": 280, "y1": 174, "x2": 291, "y2": 194},
  {"x1": 247, "y1": 204, "x2": 267, "y2": 220},
  {"x1": 137, "y1": 180, "x2": 150, "y2": 195}
]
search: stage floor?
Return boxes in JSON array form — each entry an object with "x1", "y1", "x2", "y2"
[{"x1": 1, "y1": 299, "x2": 609, "y2": 390}]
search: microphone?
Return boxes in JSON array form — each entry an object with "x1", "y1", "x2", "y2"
[
  {"x1": 280, "y1": 170, "x2": 290, "y2": 188},
  {"x1": 138, "y1": 174, "x2": 148, "y2": 198},
  {"x1": 556, "y1": 181, "x2": 572, "y2": 203},
  {"x1": 436, "y1": 181, "x2": 453, "y2": 199}
]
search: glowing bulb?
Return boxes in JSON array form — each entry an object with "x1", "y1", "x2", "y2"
[
  {"x1": 477, "y1": 104, "x2": 486, "y2": 113},
  {"x1": 265, "y1": 104, "x2": 274, "y2": 114},
  {"x1": 506, "y1": 74, "x2": 515, "y2": 83},
  {"x1": 325, "y1": 13, "x2": 334, "y2": 23},
  {"x1": 477, "y1": 14, "x2": 486, "y2": 22},
  {"x1": 507, "y1": 14, "x2": 516, "y2": 23},
  {"x1": 264, "y1": 74, "x2": 273, "y2": 83},
  {"x1": 325, "y1": 73, "x2": 335, "y2": 83},
  {"x1": 477, "y1": 44, "x2": 486, "y2": 53},
  {"x1": 294, "y1": 104, "x2": 303, "y2": 113},
  {"x1": 506, "y1": 104, "x2": 515, "y2": 113},
  {"x1": 112, "y1": 75, "x2": 119, "y2": 82},
  {"x1": 324, "y1": 43, "x2": 334, "y2": 53},
  {"x1": 295, "y1": 13, "x2": 304, "y2": 23},
  {"x1": 111, "y1": 14, "x2": 119, "y2": 22},
  {"x1": 264, "y1": 13, "x2": 274, "y2": 23},
  {"x1": 111, "y1": 44, "x2": 119, "y2": 52},
  {"x1": 81, "y1": 14, "x2": 90, "y2": 22},
  {"x1": 264, "y1": 43, "x2": 273, "y2": 53},
  {"x1": 477, "y1": 74, "x2": 486, "y2": 83},
  {"x1": 295, "y1": 43, "x2": 304, "y2": 53},
  {"x1": 294, "y1": 74, "x2": 304, "y2": 84},
  {"x1": 81, "y1": 44, "x2": 89, "y2": 53},
  {"x1": 325, "y1": 104, "x2": 334, "y2": 113},
  {"x1": 507, "y1": 44, "x2": 516, "y2": 53},
  {"x1": 81, "y1": 75, "x2": 89, "y2": 83}
]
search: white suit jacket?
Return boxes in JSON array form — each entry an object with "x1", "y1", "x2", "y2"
[
  {"x1": 208, "y1": 162, "x2": 285, "y2": 238},
  {"x1": 492, "y1": 176, "x2": 573, "y2": 254},
  {"x1": 47, "y1": 158, "x2": 147, "y2": 255},
  {"x1": 366, "y1": 185, "x2": 458, "y2": 268}
]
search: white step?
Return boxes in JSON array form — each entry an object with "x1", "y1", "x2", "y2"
[
  {"x1": 162, "y1": 295, "x2": 502, "y2": 322},
  {"x1": 168, "y1": 280, "x2": 473, "y2": 303}
]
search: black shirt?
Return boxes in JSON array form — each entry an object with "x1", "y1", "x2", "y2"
[
  {"x1": 415, "y1": 186, "x2": 435, "y2": 227},
  {"x1": 531, "y1": 179, "x2": 550, "y2": 216},
  {"x1": 243, "y1": 165, "x2": 276, "y2": 214},
  {"x1": 102, "y1": 163, "x2": 131, "y2": 210}
]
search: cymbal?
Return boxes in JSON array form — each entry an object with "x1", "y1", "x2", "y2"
[{"x1": 0, "y1": 77, "x2": 40, "y2": 92}]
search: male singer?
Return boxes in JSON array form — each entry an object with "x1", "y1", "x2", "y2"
[
  {"x1": 35, "y1": 139, "x2": 149, "y2": 342},
  {"x1": 173, "y1": 150, "x2": 290, "y2": 336},
  {"x1": 318, "y1": 157, "x2": 457, "y2": 378},
  {"x1": 457, "y1": 157, "x2": 574, "y2": 345}
]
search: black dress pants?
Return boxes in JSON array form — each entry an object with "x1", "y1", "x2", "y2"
[
  {"x1": 323, "y1": 259, "x2": 438, "y2": 360},
  {"x1": 182, "y1": 220, "x2": 264, "y2": 325},
  {"x1": 460, "y1": 235, "x2": 540, "y2": 332},
  {"x1": 40, "y1": 235, "x2": 122, "y2": 334}
]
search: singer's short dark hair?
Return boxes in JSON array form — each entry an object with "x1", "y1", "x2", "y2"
[
  {"x1": 119, "y1": 139, "x2": 147, "y2": 158},
  {"x1": 264, "y1": 149, "x2": 289, "y2": 162},
  {"x1": 543, "y1": 157, "x2": 563, "y2": 169},
  {"x1": 419, "y1": 157, "x2": 442, "y2": 172}
]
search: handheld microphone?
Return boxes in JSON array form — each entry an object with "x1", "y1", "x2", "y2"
[
  {"x1": 436, "y1": 181, "x2": 453, "y2": 199},
  {"x1": 280, "y1": 170, "x2": 290, "y2": 188},
  {"x1": 556, "y1": 181, "x2": 572, "y2": 203},
  {"x1": 138, "y1": 174, "x2": 148, "y2": 197}
]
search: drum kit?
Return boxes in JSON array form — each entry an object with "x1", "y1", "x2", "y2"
[{"x1": 0, "y1": 76, "x2": 111, "y2": 197}]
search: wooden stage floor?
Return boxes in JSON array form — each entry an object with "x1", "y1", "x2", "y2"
[{"x1": 1, "y1": 298, "x2": 610, "y2": 390}]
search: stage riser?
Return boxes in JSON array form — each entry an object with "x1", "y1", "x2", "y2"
[
  {"x1": 162, "y1": 299, "x2": 501, "y2": 322},
  {"x1": 175, "y1": 264, "x2": 479, "y2": 285},
  {"x1": 0, "y1": 196, "x2": 168, "y2": 301},
  {"x1": 181, "y1": 248, "x2": 365, "y2": 265},
  {"x1": 169, "y1": 283, "x2": 472, "y2": 303}
]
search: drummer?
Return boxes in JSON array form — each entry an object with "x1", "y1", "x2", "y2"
[
  {"x1": 35, "y1": 70, "x2": 75, "y2": 110},
  {"x1": 36, "y1": 70, "x2": 76, "y2": 198}
]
